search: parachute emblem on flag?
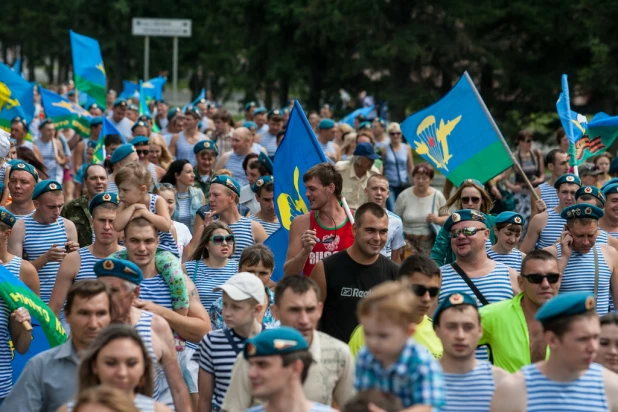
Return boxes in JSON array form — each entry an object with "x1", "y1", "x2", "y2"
[
  {"x1": 413, "y1": 115, "x2": 462, "y2": 172},
  {"x1": 0, "y1": 82, "x2": 20, "y2": 111},
  {"x1": 51, "y1": 101, "x2": 89, "y2": 117},
  {"x1": 277, "y1": 167, "x2": 308, "y2": 230},
  {"x1": 96, "y1": 62, "x2": 105, "y2": 76}
]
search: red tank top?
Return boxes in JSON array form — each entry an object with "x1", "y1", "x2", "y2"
[{"x1": 302, "y1": 210, "x2": 355, "y2": 276}]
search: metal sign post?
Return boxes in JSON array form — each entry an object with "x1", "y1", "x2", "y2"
[{"x1": 132, "y1": 18, "x2": 192, "y2": 104}]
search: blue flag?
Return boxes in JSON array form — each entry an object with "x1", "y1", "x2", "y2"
[
  {"x1": 264, "y1": 100, "x2": 328, "y2": 281},
  {"x1": 92, "y1": 117, "x2": 124, "y2": 164},
  {"x1": 11, "y1": 59, "x2": 21, "y2": 76},
  {"x1": 39, "y1": 87, "x2": 92, "y2": 137},
  {"x1": 0, "y1": 62, "x2": 35, "y2": 137},
  {"x1": 119, "y1": 80, "x2": 139, "y2": 99},
  {"x1": 139, "y1": 80, "x2": 152, "y2": 117},
  {"x1": 400, "y1": 71, "x2": 513, "y2": 186},
  {"x1": 141, "y1": 77, "x2": 166, "y2": 101},
  {"x1": 341, "y1": 105, "x2": 374, "y2": 127},
  {"x1": 183, "y1": 88, "x2": 206, "y2": 111},
  {"x1": 70, "y1": 30, "x2": 107, "y2": 108}
]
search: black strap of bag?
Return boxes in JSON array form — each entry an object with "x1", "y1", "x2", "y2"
[{"x1": 450, "y1": 263, "x2": 490, "y2": 306}]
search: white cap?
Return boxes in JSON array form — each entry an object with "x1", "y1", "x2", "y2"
[
  {"x1": 0, "y1": 129, "x2": 10, "y2": 158},
  {"x1": 214, "y1": 272, "x2": 265, "y2": 303}
]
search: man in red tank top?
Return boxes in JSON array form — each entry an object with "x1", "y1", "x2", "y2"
[{"x1": 284, "y1": 163, "x2": 355, "y2": 276}]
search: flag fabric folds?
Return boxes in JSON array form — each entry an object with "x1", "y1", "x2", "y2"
[
  {"x1": 0, "y1": 62, "x2": 35, "y2": 136},
  {"x1": 11, "y1": 59, "x2": 21, "y2": 76},
  {"x1": 557, "y1": 109, "x2": 618, "y2": 166},
  {"x1": 183, "y1": 88, "x2": 205, "y2": 111},
  {"x1": 119, "y1": 80, "x2": 139, "y2": 99},
  {"x1": 39, "y1": 87, "x2": 92, "y2": 138},
  {"x1": 70, "y1": 30, "x2": 107, "y2": 108},
  {"x1": 400, "y1": 72, "x2": 513, "y2": 186},
  {"x1": 92, "y1": 117, "x2": 124, "y2": 164},
  {"x1": 141, "y1": 77, "x2": 166, "y2": 102},
  {"x1": 265, "y1": 100, "x2": 327, "y2": 281},
  {"x1": 341, "y1": 105, "x2": 374, "y2": 127}
]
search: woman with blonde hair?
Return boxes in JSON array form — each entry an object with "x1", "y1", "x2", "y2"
[
  {"x1": 383, "y1": 122, "x2": 413, "y2": 211},
  {"x1": 72, "y1": 386, "x2": 140, "y2": 412},
  {"x1": 340, "y1": 132, "x2": 358, "y2": 161},
  {"x1": 335, "y1": 123, "x2": 354, "y2": 146},
  {"x1": 148, "y1": 135, "x2": 173, "y2": 170}
]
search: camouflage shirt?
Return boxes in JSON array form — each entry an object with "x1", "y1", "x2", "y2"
[
  {"x1": 61, "y1": 195, "x2": 93, "y2": 248},
  {"x1": 193, "y1": 166, "x2": 211, "y2": 203}
]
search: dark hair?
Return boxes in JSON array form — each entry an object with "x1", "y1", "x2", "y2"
[
  {"x1": 495, "y1": 221, "x2": 523, "y2": 233},
  {"x1": 303, "y1": 163, "x2": 343, "y2": 200},
  {"x1": 160, "y1": 159, "x2": 191, "y2": 186},
  {"x1": 73, "y1": 386, "x2": 139, "y2": 412},
  {"x1": 274, "y1": 275, "x2": 321, "y2": 305},
  {"x1": 125, "y1": 217, "x2": 158, "y2": 238},
  {"x1": 104, "y1": 134, "x2": 123, "y2": 147},
  {"x1": 433, "y1": 303, "x2": 481, "y2": 329},
  {"x1": 212, "y1": 109, "x2": 232, "y2": 124},
  {"x1": 83, "y1": 164, "x2": 107, "y2": 182},
  {"x1": 239, "y1": 244, "x2": 275, "y2": 271},
  {"x1": 276, "y1": 131, "x2": 286, "y2": 145},
  {"x1": 397, "y1": 254, "x2": 441, "y2": 280},
  {"x1": 542, "y1": 310, "x2": 596, "y2": 337},
  {"x1": 188, "y1": 221, "x2": 235, "y2": 260},
  {"x1": 256, "y1": 181, "x2": 274, "y2": 197},
  {"x1": 242, "y1": 153, "x2": 259, "y2": 172},
  {"x1": 516, "y1": 129, "x2": 533, "y2": 143},
  {"x1": 280, "y1": 350, "x2": 313, "y2": 383},
  {"x1": 412, "y1": 162, "x2": 435, "y2": 179},
  {"x1": 545, "y1": 149, "x2": 566, "y2": 166},
  {"x1": 342, "y1": 390, "x2": 404, "y2": 412},
  {"x1": 16, "y1": 147, "x2": 48, "y2": 179},
  {"x1": 520, "y1": 249, "x2": 558, "y2": 275},
  {"x1": 355, "y1": 202, "x2": 387, "y2": 227},
  {"x1": 65, "y1": 279, "x2": 111, "y2": 315},
  {"x1": 601, "y1": 312, "x2": 618, "y2": 327},
  {"x1": 268, "y1": 114, "x2": 285, "y2": 123},
  {"x1": 556, "y1": 128, "x2": 566, "y2": 145}
]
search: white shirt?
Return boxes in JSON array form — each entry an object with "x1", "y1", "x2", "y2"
[{"x1": 173, "y1": 221, "x2": 192, "y2": 257}]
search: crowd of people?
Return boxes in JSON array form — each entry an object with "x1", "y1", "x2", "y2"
[{"x1": 0, "y1": 82, "x2": 617, "y2": 412}]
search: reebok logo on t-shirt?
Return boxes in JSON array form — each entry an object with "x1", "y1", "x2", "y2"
[{"x1": 341, "y1": 287, "x2": 370, "y2": 298}]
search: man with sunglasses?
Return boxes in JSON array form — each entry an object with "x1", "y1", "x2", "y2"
[
  {"x1": 521, "y1": 173, "x2": 581, "y2": 253},
  {"x1": 348, "y1": 254, "x2": 443, "y2": 359},
  {"x1": 478, "y1": 250, "x2": 561, "y2": 372},
  {"x1": 531, "y1": 149, "x2": 569, "y2": 218},
  {"x1": 131, "y1": 135, "x2": 165, "y2": 186},
  {"x1": 544, "y1": 203, "x2": 618, "y2": 315}
]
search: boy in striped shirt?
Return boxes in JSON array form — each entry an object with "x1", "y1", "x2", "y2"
[{"x1": 195, "y1": 272, "x2": 265, "y2": 412}]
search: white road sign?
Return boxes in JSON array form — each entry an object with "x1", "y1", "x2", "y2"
[{"x1": 132, "y1": 18, "x2": 192, "y2": 38}]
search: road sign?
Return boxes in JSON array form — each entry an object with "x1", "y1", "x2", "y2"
[{"x1": 132, "y1": 18, "x2": 192, "y2": 38}]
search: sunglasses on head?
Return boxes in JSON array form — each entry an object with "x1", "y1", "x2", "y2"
[
  {"x1": 461, "y1": 196, "x2": 481, "y2": 204},
  {"x1": 210, "y1": 234, "x2": 235, "y2": 245},
  {"x1": 521, "y1": 273, "x2": 560, "y2": 284},
  {"x1": 410, "y1": 284, "x2": 440, "y2": 298},
  {"x1": 450, "y1": 227, "x2": 485, "y2": 239},
  {"x1": 136, "y1": 149, "x2": 149, "y2": 156}
]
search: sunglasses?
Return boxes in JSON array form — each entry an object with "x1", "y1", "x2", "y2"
[
  {"x1": 410, "y1": 284, "x2": 440, "y2": 298},
  {"x1": 521, "y1": 273, "x2": 561, "y2": 284},
  {"x1": 389, "y1": 132, "x2": 401, "y2": 136},
  {"x1": 461, "y1": 196, "x2": 481, "y2": 204},
  {"x1": 210, "y1": 234, "x2": 235, "y2": 245},
  {"x1": 136, "y1": 149, "x2": 149, "y2": 156},
  {"x1": 450, "y1": 227, "x2": 485, "y2": 239},
  {"x1": 524, "y1": 139, "x2": 533, "y2": 143}
]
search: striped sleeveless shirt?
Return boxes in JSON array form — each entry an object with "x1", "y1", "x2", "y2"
[
  {"x1": 34, "y1": 138, "x2": 62, "y2": 181},
  {"x1": 176, "y1": 131, "x2": 205, "y2": 166},
  {"x1": 557, "y1": 243, "x2": 612, "y2": 314},
  {"x1": 0, "y1": 163, "x2": 8, "y2": 185},
  {"x1": 135, "y1": 310, "x2": 167, "y2": 405},
  {"x1": 3, "y1": 256, "x2": 21, "y2": 278},
  {"x1": 225, "y1": 153, "x2": 249, "y2": 187},
  {"x1": 148, "y1": 194, "x2": 179, "y2": 257},
  {"x1": 23, "y1": 215, "x2": 68, "y2": 303},
  {"x1": 185, "y1": 259, "x2": 239, "y2": 310},
  {"x1": 12, "y1": 210, "x2": 34, "y2": 220},
  {"x1": 0, "y1": 299, "x2": 12, "y2": 397},
  {"x1": 226, "y1": 217, "x2": 255, "y2": 261},
  {"x1": 147, "y1": 163, "x2": 159, "y2": 188},
  {"x1": 75, "y1": 246, "x2": 100, "y2": 281},
  {"x1": 538, "y1": 182, "x2": 559, "y2": 210},
  {"x1": 536, "y1": 209, "x2": 565, "y2": 249},
  {"x1": 248, "y1": 215, "x2": 280, "y2": 237},
  {"x1": 175, "y1": 195, "x2": 192, "y2": 229},
  {"x1": 486, "y1": 247, "x2": 524, "y2": 272},
  {"x1": 66, "y1": 393, "x2": 156, "y2": 412},
  {"x1": 597, "y1": 230, "x2": 610, "y2": 245},
  {"x1": 107, "y1": 179, "x2": 118, "y2": 194},
  {"x1": 443, "y1": 360, "x2": 495, "y2": 412},
  {"x1": 522, "y1": 362, "x2": 608, "y2": 411}
]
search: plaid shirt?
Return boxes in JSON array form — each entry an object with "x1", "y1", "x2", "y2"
[
  {"x1": 208, "y1": 287, "x2": 280, "y2": 331},
  {"x1": 355, "y1": 338, "x2": 445, "y2": 409}
]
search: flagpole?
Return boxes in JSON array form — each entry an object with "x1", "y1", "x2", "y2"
[
  {"x1": 561, "y1": 74, "x2": 579, "y2": 177},
  {"x1": 463, "y1": 72, "x2": 540, "y2": 202}
]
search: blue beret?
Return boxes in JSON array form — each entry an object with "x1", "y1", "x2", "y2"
[
  {"x1": 156, "y1": 99, "x2": 166, "y2": 105},
  {"x1": 110, "y1": 144, "x2": 136, "y2": 165},
  {"x1": 94, "y1": 258, "x2": 143, "y2": 285},
  {"x1": 32, "y1": 179, "x2": 62, "y2": 199},
  {"x1": 495, "y1": 211, "x2": 525, "y2": 226},
  {"x1": 210, "y1": 175, "x2": 240, "y2": 196},
  {"x1": 9, "y1": 162, "x2": 39, "y2": 182},
  {"x1": 603, "y1": 183, "x2": 618, "y2": 197},
  {"x1": 131, "y1": 120, "x2": 149, "y2": 132},
  {"x1": 576, "y1": 186, "x2": 605, "y2": 205},
  {"x1": 138, "y1": 113, "x2": 152, "y2": 122},
  {"x1": 244, "y1": 101, "x2": 256, "y2": 111},
  {"x1": 358, "y1": 121, "x2": 373, "y2": 130},
  {"x1": 184, "y1": 105, "x2": 202, "y2": 118},
  {"x1": 11, "y1": 116, "x2": 27, "y2": 128},
  {"x1": 87, "y1": 140, "x2": 98, "y2": 149},
  {"x1": 87, "y1": 103, "x2": 101, "y2": 112},
  {"x1": 353, "y1": 142, "x2": 380, "y2": 160},
  {"x1": 39, "y1": 118, "x2": 53, "y2": 129},
  {"x1": 253, "y1": 107, "x2": 267, "y2": 115},
  {"x1": 535, "y1": 292, "x2": 596, "y2": 324},
  {"x1": 242, "y1": 121, "x2": 257, "y2": 130},
  {"x1": 434, "y1": 292, "x2": 478, "y2": 325},
  {"x1": 167, "y1": 107, "x2": 182, "y2": 121},
  {"x1": 0, "y1": 208, "x2": 17, "y2": 228},
  {"x1": 89, "y1": 192, "x2": 119, "y2": 215},
  {"x1": 318, "y1": 119, "x2": 335, "y2": 130},
  {"x1": 443, "y1": 209, "x2": 488, "y2": 233},
  {"x1": 127, "y1": 104, "x2": 139, "y2": 112},
  {"x1": 280, "y1": 107, "x2": 290, "y2": 115},
  {"x1": 243, "y1": 327, "x2": 309, "y2": 360},
  {"x1": 554, "y1": 173, "x2": 581, "y2": 189},
  {"x1": 561, "y1": 203, "x2": 604, "y2": 220},
  {"x1": 193, "y1": 140, "x2": 218, "y2": 155},
  {"x1": 113, "y1": 98, "x2": 128, "y2": 108},
  {"x1": 258, "y1": 152, "x2": 273, "y2": 175},
  {"x1": 252, "y1": 175, "x2": 273, "y2": 193},
  {"x1": 67, "y1": 90, "x2": 76, "y2": 97},
  {"x1": 374, "y1": 117, "x2": 386, "y2": 127},
  {"x1": 90, "y1": 117, "x2": 103, "y2": 127},
  {"x1": 267, "y1": 109, "x2": 283, "y2": 118},
  {"x1": 610, "y1": 158, "x2": 618, "y2": 175},
  {"x1": 131, "y1": 135, "x2": 150, "y2": 146}
]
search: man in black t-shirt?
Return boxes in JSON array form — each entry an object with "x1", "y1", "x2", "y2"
[{"x1": 310, "y1": 202, "x2": 399, "y2": 342}]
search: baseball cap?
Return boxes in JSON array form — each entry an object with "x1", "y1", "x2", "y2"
[{"x1": 214, "y1": 272, "x2": 265, "y2": 303}]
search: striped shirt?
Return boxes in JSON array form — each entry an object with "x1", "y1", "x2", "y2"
[
  {"x1": 538, "y1": 182, "x2": 559, "y2": 210},
  {"x1": 536, "y1": 209, "x2": 565, "y2": 249},
  {"x1": 148, "y1": 194, "x2": 179, "y2": 257},
  {"x1": 248, "y1": 215, "x2": 280, "y2": 237},
  {"x1": 176, "y1": 131, "x2": 205, "y2": 166},
  {"x1": 67, "y1": 394, "x2": 155, "y2": 412},
  {"x1": 175, "y1": 195, "x2": 192, "y2": 229},
  {"x1": 12, "y1": 210, "x2": 34, "y2": 220},
  {"x1": 486, "y1": 247, "x2": 524, "y2": 272},
  {"x1": 225, "y1": 153, "x2": 249, "y2": 187},
  {"x1": 0, "y1": 299, "x2": 12, "y2": 397},
  {"x1": 75, "y1": 246, "x2": 99, "y2": 281},
  {"x1": 34, "y1": 138, "x2": 62, "y2": 182},
  {"x1": 259, "y1": 132, "x2": 278, "y2": 157},
  {"x1": 557, "y1": 243, "x2": 612, "y2": 314},
  {"x1": 147, "y1": 163, "x2": 159, "y2": 188},
  {"x1": 23, "y1": 215, "x2": 68, "y2": 303},
  {"x1": 195, "y1": 328, "x2": 250, "y2": 408},
  {"x1": 135, "y1": 310, "x2": 168, "y2": 406},
  {"x1": 522, "y1": 362, "x2": 608, "y2": 411},
  {"x1": 107, "y1": 179, "x2": 118, "y2": 194},
  {"x1": 185, "y1": 259, "x2": 239, "y2": 310},
  {"x1": 382, "y1": 210, "x2": 406, "y2": 259},
  {"x1": 247, "y1": 403, "x2": 332, "y2": 412},
  {"x1": 439, "y1": 261, "x2": 513, "y2": 360},
  {"x1": 227, "y1": 217, "x2": 255, "y2": 261},
  {"x1": 3, "y1": 256, "x2": 21, "y2": 278},
  {"x1": 443, "y1": 360, "x2": 495, "y2": 412},
  {"x1": 139, "y1": 274, "x2": 173, "y2": 310}
]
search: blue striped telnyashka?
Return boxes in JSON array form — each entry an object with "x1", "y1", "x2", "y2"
[
  {"x1": 185, "y1": 259, "x2": 239, "y2": 310},
  {"x1": 538, "y1": 182, "x2": 559, "y2": 210},
  {"x1": 106, "y1": 180, "x2": 118, "y2": 194},
  {"x1": 486, "y1": 247, "x2": 524, "y2": 272},
  {"x1": 522, "y1": 362, "x2": 608, "y2": 411},
  {"x1": 443, "y1": 360, "x2": 495, "y2": 412},
  {"x1": 0, "y1": 300, "x2": 12, "y2": 397},
  {"x1": 75, "y1": 246, "x2": 100, "y2": 281},
  {"x1": 248, "y1": 214, "x2": 280, "y2": 237},
  {"x1": 3, "y1": 256, "x2": 21, "y2": 278},
  {"x1": 226, "y1": 217, "x2": 255, "y2": 261},
  {"x1": 135, "y1": 310, "x2": 169, "y2": 407},
  {"x1": 536, "y1": 209, "x2": 565, "y2": 249},
  {"x1": 148, "y1": 194, "x2": 179, "y2": 257}
]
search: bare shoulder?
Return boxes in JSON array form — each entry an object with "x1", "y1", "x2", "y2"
[
  {"x1": 290, "y1": 213, "x2": 310, "y2": 230},
  {"x1": 151, "y1": 312, "x2": 173, "y2": 336},
  {"x1": 543, "y1": 245, "x2": 558, "y2": 257},
  {"x1": 495, "y1": 370, "x2": 526, "y2": 392},
  {"x1": 63, "y1": 218, "x2": 77, "y2": 231},
  {"x1": 491, "y1": 365, "x2": 510, "y2": 384},
  {"x1": 530, "y1": 211, "x2": 549, "y2": 228},
  {"x1": 490, "y1": 371, "x2": 527, "y2": 411}
]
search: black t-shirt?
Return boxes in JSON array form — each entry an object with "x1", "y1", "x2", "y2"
[{"x1": 319, "y1": 250, "x2": 399, "y2": 342}]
